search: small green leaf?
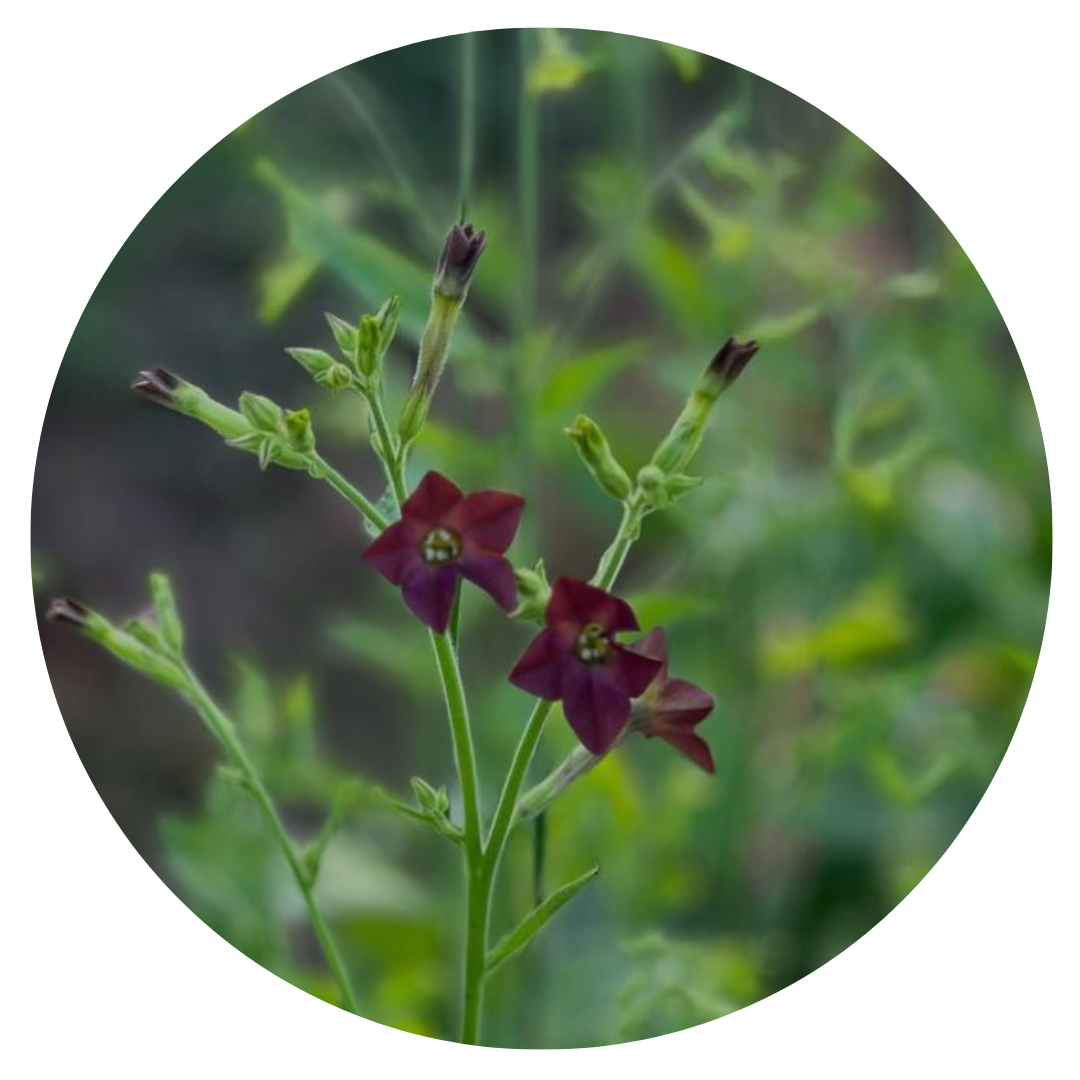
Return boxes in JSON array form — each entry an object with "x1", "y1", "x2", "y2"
[
  {"x1": 487, "y1": 865, "x2": 599, "y2": 974},
  {"x1": 304, "y1": 781, "x2": 362, "y2": 885},
  {"x1": 659, "y1": 41, "x2": 703, "y2": 81},
  {"x1": 539, "y1": 341, "x2": 645, "y2": 415}
]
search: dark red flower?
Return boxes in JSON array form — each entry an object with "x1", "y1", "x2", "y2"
[
  {"x1": 626, "y1": 628, "x2": 715, "y2": 773},
  {"x1": 509, "y1": 578, "x2": 662, "y2": 755},
  {"x1": 363, "y1": 470, "x2": 524, "y2": 634}
]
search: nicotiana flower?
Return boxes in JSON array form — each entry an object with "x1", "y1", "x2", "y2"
[
  {"x1": 626, "y1": 628, "x2": 715, "y2": 773},
  {"x1": 363, "y1": 470, "x2": 524, "y2": 634},
  {"x1": 433, "y1": 222, "x2": 487, "y2": 300},
  {"x1": 509, "y1": 577, "x2": 662, "y2": 755}
]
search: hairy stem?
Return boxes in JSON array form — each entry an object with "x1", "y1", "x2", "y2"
[
  {"x1": 309, "y1": 452, "x2": 389, "y2": 530},
  {"x1": 181, "y1": 670, "x2": 360, "y2": 1014}
]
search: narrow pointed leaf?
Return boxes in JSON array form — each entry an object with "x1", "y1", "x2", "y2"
[{"x1": 486, "y1": 865, "x2": 599, "y2": 974}]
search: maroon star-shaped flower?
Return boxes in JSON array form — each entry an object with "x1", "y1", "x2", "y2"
[
  {"x1": 508, "y1": 577, "x2": 662, "y2": 755},
  {"x1": 363, "y1": 470, "x2": 524, "y2": 634},
  {"x1": 626, "y1": 628, "x2": 715, "y2": 773}
]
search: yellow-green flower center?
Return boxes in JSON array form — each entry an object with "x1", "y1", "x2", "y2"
[
  {"x1": 574, "y1": 622, "x2": 612, "y2": 665},
  {"x1": 420, "y1": 526, "x2": 461, "y2": 565}
]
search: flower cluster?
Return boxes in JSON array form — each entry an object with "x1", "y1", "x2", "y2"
[{"x1": 362, "y1": 469, "x2": 716, "y2": 770}]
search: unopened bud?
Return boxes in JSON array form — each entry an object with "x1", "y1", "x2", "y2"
[
  {"x1": 324, "y1": 313, "x2": 359, "y2": 362},
  {"x1": 284, "y1": 408, "x2": 316, "y2": 454},
  {"x1": 566, "y1": 415, "x2": 633, "y2": 501},
  {"x1": 239, "y1": 392, "x2": 283, "y2": 434},
  {"x1": 287, "y1": 347, "x2": 342, "y2": 386},
  {"x1": 434, "y1": 223, "x2": 486, "y2": 300},
  {"x1": 131, "y1": 368, "x2": 182, "y2": 407},
  {"x1": 513, "y1": 560, "x2": 552, "y2": 621},
  {"x1": 46, "y1": 597, "x2": 91, "y2": 628},
  {"x1": 149, "y1": 572, "x2": 184, "y2": 655},
  {"x1": 700, "y1": 337, "x2": 759, "y2": 400},
  {"x1": 651, "y1": 338, "x2": 760, "y2": 475}
]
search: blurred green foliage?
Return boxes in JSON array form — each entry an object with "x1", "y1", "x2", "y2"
[{"x1": 34, "y1": 29, "x2": 1048, "y2": 1047}]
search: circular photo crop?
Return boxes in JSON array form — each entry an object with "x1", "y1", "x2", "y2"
[{"x1": 32, "y1": 29, "x2": 1050, "y2": 1048}]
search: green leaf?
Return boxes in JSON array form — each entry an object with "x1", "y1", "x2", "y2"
[
  {"x1": 625, "y1": 590, "x2": 718, "y2": 628},
  {"x1": 538, "y1": 341, "x2": 645, "y2": 415},
  {"x1": 659, "y1": 41, "x2": 703, "y2": 81},
  {"x1": 486, "y1": 865, "x2": 599, "y2": 974},
  {"x1": 304, "y1": 781, "x2": 362, "y2": 885}
]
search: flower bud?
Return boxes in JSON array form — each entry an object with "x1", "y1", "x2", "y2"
[
  {"x1": 47, "y1": 596, "x2": 186, "y2": 689},
  {"x1": 566, "y1": 415, "x2": 633, "y2": 501},
  {"x1": 284, "y1": 408, "x2": 316, "y2": 454},
  {"x1": 285, "y1": 347, "x2": 339, "y2": 386},
  {"x1": 433, "y1": 223, "x2": 486, "y2": 300},
  {"x1": 149, "y1": 572, "x2": 184, "y2": 655},
  {"x1": 513, "y1": 559, "x2": 552, "y2": 622},
  {"x1": 131, "y1": 368, "x2": 181, "y2": 407},
  {"x1": 46, "y1": 597, "x2": 91, "y2": 628},
  {"x1": 650, "y1": 337, "x2": 760, "y2": 475},
  {"x1": 636, "y1": 463, "x2": 668, "y2": 504},
  {"x1": 239, "y1": 392, "x2": 284, "y2": 434},
  {"x1": 324, "y1": 312, "x2": 359, "y2": 362},
  {"x1": 699, "y1": 337, "x2": 759, "y2": 401}
]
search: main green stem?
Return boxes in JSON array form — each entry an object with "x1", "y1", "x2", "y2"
[
  {"x1": 457, "y1": 498, "x2": 645, "y2": 1044},
  {"x1": 181, "y1": 671, "x2": 361, "y2": 1014}
]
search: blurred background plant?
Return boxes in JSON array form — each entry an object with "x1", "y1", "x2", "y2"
[{"x1": 32, "y1": 29, "x2": 1049, "y2": 1048}]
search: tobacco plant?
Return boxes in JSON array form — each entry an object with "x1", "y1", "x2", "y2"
[{"x1": 48, "y1": 222, "x2": 757, "y2": 1044}]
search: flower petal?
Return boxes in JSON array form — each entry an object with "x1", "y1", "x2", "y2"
[
  {"x1": 508, "y1": 629, "x2": 570, "y2": 699},
  {"x1": 401, "y1": 566, "x2": 458, "y2": 633},
  {"x1": 458, "y1": 554, "x2": 518, "y2": 612},
  {"x1": 625, "y1": 627, "x2": 670, "y2": 682},
  {"x1": 651, "y1": 677, "x2": 715, "y2": 727},
  {"x1": 656, "y1": 729, "x2": 715, "y2": 774},
  {"x1": 362, "y1": 519, "x2": 422, "y2": 585},
  {"x1": 402, "y1": 470, "x2": 464, "y2": 529},
  {"x1": 560, "y1": 665, "x2": 631, "y2": 755},
  {"x1": 609, "y1": 644, "x2": 663, "y2": 698},
  {"x1": 450, "y1": 491, "x2": 525, "y2": 553},
  {"x1": 546, "y1": 577, "x2": 639, "y2": 637}
]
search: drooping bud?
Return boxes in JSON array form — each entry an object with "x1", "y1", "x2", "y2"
[
  {"x1": 433, "y1": 223, "x2": 486, "y2": 300},
  {"x1": 650, "y1": 337, "x2": 760, "y2": 475},
  {"x1": 566, "y1": 415, "x2": 633, "y2": 501},
  {"x1": 46, "y1": 596, "x2": 186, "y2": 689},
  {"x1": 46, "y1": 597, "x2": 91, "y2": 628},
  {"x1": 131, "y1": 368, "x2": 181, "y2": 407}
]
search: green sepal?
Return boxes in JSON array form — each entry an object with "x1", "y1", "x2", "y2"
[
  {"x1": 239, "y1": 392, "x2": 283, "y2": 434},
  {"x1": 324, "y1": 313, "x2": 359, "y2": 366},
  {"x1": 149, "y1": 571, "x2": 184, "y2": 655}
]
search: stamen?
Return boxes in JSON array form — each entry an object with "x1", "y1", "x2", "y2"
[
  {"x1": 574, "y1": 622, "x2": 612, "y2": 665},
  {"x1": 419, "y1": 526, "x2": 462, "y2": 565}
]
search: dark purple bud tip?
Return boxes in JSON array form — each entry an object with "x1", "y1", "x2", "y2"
[
  {"x1": 46, "y1": 597, "x2": 91, "y2": 628},
  {"x1": 132, "y1": 368, "x2": 181, "y2": 407},
  {"x1": 434, "y1": 222, "x2": 487, "y2": 298},
  {"x1": 708, "y1": 337, "x2": 759, "y2": 391}
]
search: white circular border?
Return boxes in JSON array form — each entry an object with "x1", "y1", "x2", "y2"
[{"x1": 5, "y1": 4, "x2": 1074, "y2": 1077}]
